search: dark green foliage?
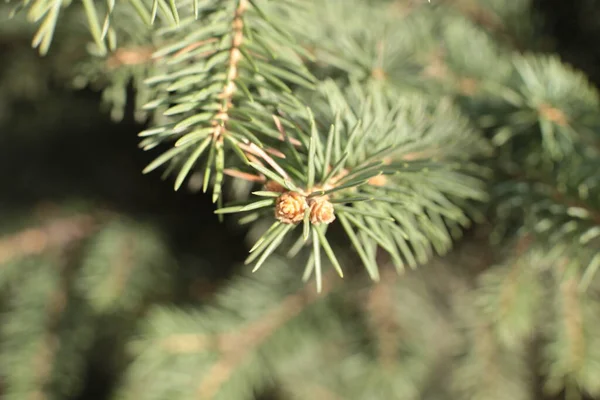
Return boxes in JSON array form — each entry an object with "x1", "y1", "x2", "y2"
[{"x1": 0, "y1": 210, "x2": 175, "y2": 400}]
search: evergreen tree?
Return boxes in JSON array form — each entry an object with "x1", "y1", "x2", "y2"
[{"x1": 1, "y1": 0, "x2": 600, "y2": 399}]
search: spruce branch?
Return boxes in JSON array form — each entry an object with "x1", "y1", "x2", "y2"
[
  {"x1": 365, "y1": 269, "x2": 399, "y2": 367},
  {"x1": 0, "y1": 213, "x2": 97, "y2": 266},
  {"x1": 119, "y1": 267, "x2": 339, "y2": 400},
  {"x1": 139, "y1": 0, "x2": 315, "y2": 202},
  {"x1": 545, "y1": 265, "x2": 600, "y2": 397},
  {"x1": 491, "y1": 55, "x2": 600, "y2": 160},
  {"x1": 0, "y1": 242, "x2": 94, "y2": 400},
  {"x1": 193, "y1": 273, "x2": 332, "y2": 399},
  {"x1": 216, "y1": 89, "x2": 486, "y2": 288},
  {"x1": 452, "y1": 316, "x2": 530, "y2": 400},
  {"x1": 494, "y1": 154, "x2": 600, "y2": 289},
  {"x1": 476, "y1": 247, "x2": 545, "y2": 349},
  {"x1": 215, "y1": 84, "x2": 489, "y2": 284},
  {"x1": 299, "y1": 0, "x2": 435, "y2": 87},
  {"x1": 439, "y1": 0, "x2": 532, "y2": 50},
  {"x1": 0, "y1": 206, "x2": 179, "y2": 400},
  {"x1": 75, "y1": 219, "x2": 174, "y2": 313}
]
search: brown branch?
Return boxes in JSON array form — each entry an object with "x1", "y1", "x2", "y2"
[
  {"x1": 561, "y1": 276, "x2": 585, "y2": 370},
  {"x1": 28, "y1": 228, "x2": 81, "y2": 400},
  {"x1": 472, "y1": 321, "x2": 501, "y2": 390},
  {"x1": 108, "y1": 235, "x2": 136, "y2": 302},
  {"x1": 500, "y1": 234, "x2": 534, "y2": 315},
  {"x1": 193, "y1": 276, "x2": 335, "y2": 399},
  {"x1": 209, "y1": 0, "x2": 248, "y2": 143},
  {"x1": 365, "y1": 268, "x2": 399, "y2": 367},
  {"x1": 0, "y1": 214, "x2": 97, "y2": 265}
]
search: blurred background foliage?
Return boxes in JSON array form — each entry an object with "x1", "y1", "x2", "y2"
[{"x1": 1, "y1": 0, "x2": 600, "y2": 400}]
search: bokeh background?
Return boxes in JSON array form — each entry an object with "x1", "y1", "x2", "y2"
[{"x1": 1, "y1": 0, "x2": 600, "y2": 399}]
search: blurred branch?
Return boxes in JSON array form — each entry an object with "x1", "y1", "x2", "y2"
[
  {"x1": 30, "y1": 262, "x2": 69, "y2": 400},
  {"x1": 442, "y1": 0, "x2": 524, "y2": 50},
  {"x1": 365, "y1": 268, "x2": 399, "y2": 367},
  {"x1": 561, "y1": 276, "x2": 585, "y2": 371},
  {"x1": 0, "y1": 213, "x2": 98, "y2": 264},
  {"x1": 160, "y1": 274, "x2": 335, "y2": 399}
]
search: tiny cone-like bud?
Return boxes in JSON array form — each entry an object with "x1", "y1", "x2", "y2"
[
  {"x1": 309, "y1": 197, "x2": 336, "y2": 225},
  {"x1": 264, "y1": 180, "x2": 285, "y2": 193},
  {"x1": 275, "y1": 192, "x2": 307, "y2": 224}
]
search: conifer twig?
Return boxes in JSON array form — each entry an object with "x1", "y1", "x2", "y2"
[
  {"x1": 210, "y1": 0, "x2": 248, "y2": 143},
  {"x1": 195, "y1": 276, "x2": 333, "y2": 399}
]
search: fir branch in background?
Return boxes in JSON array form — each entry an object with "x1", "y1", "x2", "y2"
[
  {"x1": 476, "y1": 243, "x2": 545, "y2": 349},
  {"x1": 75, "y1": 219, "x2": 174, "y2": 313},
  {"x1": 0, "y1": 206, "x2": 177, "y2": 400},
  {"x1": 116, "y1": 239, "x2": 501, "y2": 400},
  {"x1": 490, "y1": 55, "x2": 600, "y2": 160},
  {"x1": 493, "y1": 152, "x2": 600, "y2": 291},
  {"x1": 544, "y1": 263, "x2": 600, "y2": 399},
  {"x1": 0, "y1": 212, "x2": 96, "y2": 271},
  {"x1": 118, "y1": 264, "x2": 341, "y2": 400},
  {"x1": 0, "y1": 209, "x2": 100, "y2": 400},
  {"x1": 298, "y1": 0, "x2": 438, "y2": 89},
  {"x1": 1, "y1": 255, "x2": 95, "y2": 400}
]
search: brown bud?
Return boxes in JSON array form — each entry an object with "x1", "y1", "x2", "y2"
[
  {"x1": 264, "y1": 180, "x2": 285, "y2": 193},
  {"x1": 275, "y1": 192, "x2": 307, "y2": 224},
  {"x1": 309, "y1": 197, "x2": 335, "y2": 225},
  {"x1": 539, "y1": 103, "x2": 568, "y2": 126},
  {"x1": 368, "y1": 174, "x2": 387, "y2": 187}
]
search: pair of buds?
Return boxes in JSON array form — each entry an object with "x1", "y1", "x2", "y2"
[{"x1": 273, "y1": 190, "x2": 335, "y2": 226}]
